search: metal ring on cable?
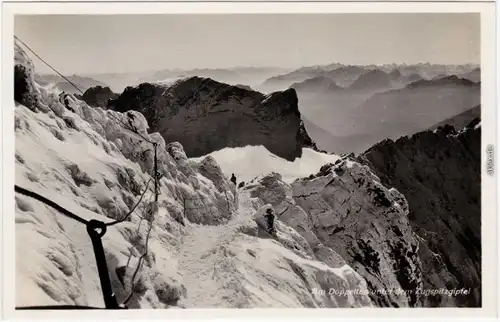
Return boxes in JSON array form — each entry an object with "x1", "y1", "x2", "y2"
[{"x1": 87, "y1": 219, "x2": 107, "y2": 238}]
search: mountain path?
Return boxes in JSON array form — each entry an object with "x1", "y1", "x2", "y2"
[{"x1": 177, "y1": 191, "x2": 253, "y2": 308}]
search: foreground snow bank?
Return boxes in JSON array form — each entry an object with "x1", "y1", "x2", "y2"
[
  {"x1": 190, "y1": 145, "x2": 340, "y2": 184},
  {"x1": 15, "y1": 40, "x2": 236, "y2": 308}
]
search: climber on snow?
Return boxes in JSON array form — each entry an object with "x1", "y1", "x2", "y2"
[
  {"x1": 230, "y1": 173, "x2": 237, "y2": 186},
  {"x1": 264, "y1": 208, "x2": 276, "y2": 235}
]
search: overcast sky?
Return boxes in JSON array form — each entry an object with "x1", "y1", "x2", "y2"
[{"x1": 14, "y1": 13, "x2": 480, "y2": 75}]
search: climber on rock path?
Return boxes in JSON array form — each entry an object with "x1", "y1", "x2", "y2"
[{"x1": 264, "y1": 208, "x2": 276, "y2": 235}]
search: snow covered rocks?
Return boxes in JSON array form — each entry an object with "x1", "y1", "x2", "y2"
[
  {"x1": 14, "y1": 41, "x2": 42, "y2": 112},
  {"x1": 14, "y1": 44, "x2": 237, "y2": 308},
  {"x1": 243, "y1": 160, "x2": 423, "y2": 307}
]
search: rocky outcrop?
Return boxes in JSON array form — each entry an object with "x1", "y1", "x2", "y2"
[
  {"x1": 357, "y1": 119, "x2": 481, "y2": 307},
  {"x1": 244, "y1": 161, "x2": 423, "y2": 307},
  {"x1": 108, "y1": 77, "x2": 318, "y2": 161},
  {"x1": 80, "y1": 85, "x2": 118, "y2": 108}
]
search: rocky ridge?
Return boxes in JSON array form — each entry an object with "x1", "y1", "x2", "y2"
[
  {"x1": 108, "y1": 77, "x2": 319, "y2": 161},
  {"x1": 243, "y1": 159, "x2": 424, "y2": 307},
  {"x1": 357, "y1": 119, "x2": 481, "y2": 307}
]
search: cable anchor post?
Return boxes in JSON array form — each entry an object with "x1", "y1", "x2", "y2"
[
  {"x1": 153, "y1": 143, "x2": 159, "y2": 202},
  {"x1": 86, "y1": 219, "x2": 121, "y2": 309}
]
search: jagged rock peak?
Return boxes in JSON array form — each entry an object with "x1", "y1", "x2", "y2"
[
  {"x1": 80, "y1": 85, "x2": 118, "y2": 108},
  {"x1": 109, "y1": 76, "x2": 319, "y2": 161}
]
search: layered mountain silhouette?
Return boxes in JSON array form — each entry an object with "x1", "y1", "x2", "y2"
[
  {"x1": 290, "y1": 76, "x2": 344, "y2": 93},
  {"x1": 428, "y1": 105, "x2": 481, "y2": 131},
  {"x1": 348, "y1": 69, "x2": 392, "y2": 90},
  {"x1": 460, "y1": 67, "x2": 481, "y2": 83},
  {"x1": 406, "y1": 75, "x2": 479, "y2": 89},
  {"x1": 260, "y1": 65, "x2": 367, "y2": 92},
  {"x1": 107, "y1": 77, "x2": 319, "y2": 161},
  {"x1": 34, "y1": 74, "x2": 109, "y2": 94},
  {"x1": 296, "y1": 73, "x2": 480, "y2": 154}
]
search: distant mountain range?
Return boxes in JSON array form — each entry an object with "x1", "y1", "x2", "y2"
[
  {"x1": 76, "y1": 67, "x2": 292, "y2": 93},
  {"x1": 277, "y1": 64, "x2": 480, "y2": 154},
  {"x1": 43, "y1": 62, "x2": 481, "y2": 155},
  {"x1": 290, "y1": 76, "x2": 343, "y2": 92},
  {"x1": 257, "y1": 63, "x2": 479, "y2": 92},
  {"x1": 34, "y1": 74, "x2": 109, "y2": 94}
]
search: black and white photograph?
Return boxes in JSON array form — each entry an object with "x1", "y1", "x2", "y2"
[{"x1": 2, "y1": 2, "x2": 498, "y2": 318}]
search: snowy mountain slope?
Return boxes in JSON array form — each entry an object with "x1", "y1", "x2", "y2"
[
  {"x1": 14, "y1": 42, "x2": 376, "y2": 309},
  {"x1": 14, "y1": 104, "x2": 373, "y2": 308},
  {"x1": 190, "y1": 145, "x2": 340, "y2": 184},
  {"x1": 177, "y1": 192, "x2": 373, "y2": 308},
  {"x1": 200, "y1": 145, "x2": 425, "y2": 307}
]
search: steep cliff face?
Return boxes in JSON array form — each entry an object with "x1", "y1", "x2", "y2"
[
  {"x1": 108, "y1": 77, "x2": 318, "y2": 161},
  {"x1": 244, "y1": 160, "x2": 423, "y2": 307},
  {"x1": 358, "y1": 120, "x2": 481, "y2": 307}
]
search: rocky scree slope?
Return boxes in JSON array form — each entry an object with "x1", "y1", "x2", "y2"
[
  {"x1": 14, "y1": 42, "x2": 379, "y2": 308},
  {"x1": 107, "y1": 77, "x2": 319, "y2": 161},
  {"x1": 358, "y1": 119, "x2": 481, "y2": 307}
]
